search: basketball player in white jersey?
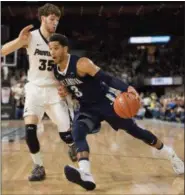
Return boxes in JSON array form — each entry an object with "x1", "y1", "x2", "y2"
[{"x1": 1, "y1": 3, "x2": 77, "y2": 181}]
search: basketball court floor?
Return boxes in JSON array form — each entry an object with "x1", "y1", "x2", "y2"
[{"x1": 2, "y1": 119, "x2": 184, "y2": 195}]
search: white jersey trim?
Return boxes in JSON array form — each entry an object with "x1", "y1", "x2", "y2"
[{"x1": 57, "y1": 54, "x2": 71, "y2": 76}]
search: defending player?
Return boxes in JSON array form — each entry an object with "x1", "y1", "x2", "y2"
[
  {"x1": 1, "y1": 4, "x2": 77, "y2": 181},
  {"x1": 48, "y1": 33, "x2": 184, "y2": 190}
]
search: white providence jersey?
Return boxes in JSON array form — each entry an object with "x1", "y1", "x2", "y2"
[{"x1": 26, "y1": 29, "x2": 59, "y2": 86}]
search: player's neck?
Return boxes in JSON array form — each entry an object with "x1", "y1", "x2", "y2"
[
  {"x1": 59, "y1": 54, "x2": 70, "y2": 71},
  {"x1": 40, "y1": 25, "x2": 52, "y2": 41}
]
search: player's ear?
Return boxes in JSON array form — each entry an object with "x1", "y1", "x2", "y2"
[
  {"x1": 64, "y1": 46, "x2": 68, "y2": 53},
  {"x1": 41, "y1": 16, "x2": 45, "y2": 23}
]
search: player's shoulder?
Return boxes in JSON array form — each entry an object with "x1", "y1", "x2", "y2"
[
  {"x1": 28, "y1": 29, "x2": 44, "y2": 47},
  {"x1": 28, "y1": 29, "x2": 40, "y2": 42},
  {"x1": 30, "y1": 29, "x2": 39, "y2": 36},
  {"x1": 69, "y1": 54, "x2": 81, "y2": 65},
  {"x1": 70, "y1": 54, "x2": 80, "y2": 60},
  {"x1": 77, "y1": 57, "x2": 93, "y2": 67}
]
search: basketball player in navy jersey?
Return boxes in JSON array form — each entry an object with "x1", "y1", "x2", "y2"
[{"x1": 48, "y1": 34, "x2": 184, "y2": 191}]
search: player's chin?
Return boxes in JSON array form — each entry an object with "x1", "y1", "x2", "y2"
[{"x1": 49, "y1": 27, "x2": 56, "y2": 33}]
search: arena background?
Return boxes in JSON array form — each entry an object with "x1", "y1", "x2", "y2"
[
  {"x1": 1, "y1": 1, "x2": 184, "y2": 195},
  {"x1": 1, "y1": 1, "x2": 184, "y2": 122}
]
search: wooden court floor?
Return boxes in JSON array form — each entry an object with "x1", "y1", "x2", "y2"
[{"x1": 2, "y1": 119, "x2": 184, "y2": 195}]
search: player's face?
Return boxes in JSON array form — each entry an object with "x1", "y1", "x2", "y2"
[
  {"x1": 49, "y1": 41, "x2": 66, "y2": 64},
  {"x1": 43, "y1": 14, "x2": 60, "y2": 33}
]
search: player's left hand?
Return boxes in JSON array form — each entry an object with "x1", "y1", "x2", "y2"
[
  {"x1": 127, "y1": 86, "x2": 140, "y2": 101},
  {"x1": 58, "y1": 85, "x2": 69, "y2": 98}
]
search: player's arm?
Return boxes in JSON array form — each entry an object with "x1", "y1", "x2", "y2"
[
  {"x1": 77, "y1": 57, "x2": 139, "y2": 98},
  {"x1": 1, "y1": 25, "x2": 33, "y2": 56}
]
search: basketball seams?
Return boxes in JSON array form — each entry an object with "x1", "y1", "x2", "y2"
[
  {"x1": 114, "y1": 96, "x2": 125, "y2": 118},
  {"x1": 113, "y1": 92, "x2": 140, "y2": 118},
  {"x1": 127, "y1": 93, "x2": 137, "y2": 116},
  {"x1": 118, "y1": 96, "x2": 130, "y2": 118},
  {"x1": 123, "y1": 93, "x2": 133, "y2": 118}
]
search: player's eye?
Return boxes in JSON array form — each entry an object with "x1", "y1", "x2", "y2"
[{"x1": 54, "y1": 47, "x2": 58, "y2": 50}]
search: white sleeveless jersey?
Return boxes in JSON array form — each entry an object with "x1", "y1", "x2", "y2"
[{"x1": 26, "y1": 29, "x2": 59, "y2": 86}]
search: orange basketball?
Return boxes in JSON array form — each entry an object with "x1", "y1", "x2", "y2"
[{"x1": 113, "y1": 92, "x2": 140, "y2": 118}]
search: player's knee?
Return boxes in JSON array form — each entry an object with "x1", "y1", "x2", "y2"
[
  {"x1": 25, "y1": 124, "x2": 40, "y2": 154},
  {"x1": 72, "y1": 121, "x2": 89, "y2": 142},
  {"x1": 59, "y1": 131, "x2": 74, "y2": 145},
  {"x1": 24, "y1": 115, "x2": 39, "y2": 124},
  {"x1": 72, "y1": 121, "x2": 90, "y2": 153}
]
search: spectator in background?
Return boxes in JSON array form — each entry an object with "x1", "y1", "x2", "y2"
[
  {"x1": 158, "y1": 94, "x2": 184, "y2": 123},
  {"x1": 2, "y1": 66, "x2": 9, "y2": 80},
  {"x1": 1, "y1": 81, "x2": 11, "y2": 105},
  {"x1": 121, "y1": 71, "x2": 128, "y2": 84},
  {"x1": 143, "y1": 93, "x2": 153, "y2": 118},
  {"x1": 175, "y1": 96, "x2": 184, "y2": 123},
  {"x1": 11, "y1": 80, "x2": 25, "y2": 119},
  {"x1": 149, "y1": 93, "x2": 161, "y2": 119},
  {"x1": 180, "y1": 111, "x2": 185, "y2": 123},
  {"x1": 136, "y1": 101, "x2": 146, "y2": 120},
  {"x1": 20, "y1": 70, "x2": 27, "y2": 82}
]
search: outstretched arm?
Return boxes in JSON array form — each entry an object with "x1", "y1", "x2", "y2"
[
  {"x1": 77, "y1": 57, "x2": 126, "y2": 90},
  {"x1": 76, "y1": 57, "x2": 139, "y2": 98},
  {"x1": 1, "y1": 24, "x2": 33, "y2": 56}
]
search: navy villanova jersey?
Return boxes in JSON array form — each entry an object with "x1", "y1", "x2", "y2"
[
  {"x1": 53, "y1": 54, "x2": 135, "y2": 131},
  {"x1": 53, "y1": 55, "x2": 116, "y2": 106}
]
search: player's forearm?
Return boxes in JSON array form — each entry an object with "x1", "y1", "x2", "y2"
[
  {"x1": 94, "y1": 69, "x2": 129, "y2": 92},
  {"x1": 1, "y1": 38, "x2": 23, "y2": 56}
]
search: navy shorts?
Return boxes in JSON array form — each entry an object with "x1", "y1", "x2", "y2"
[{"x1": 73, "y1": 98, "x2": 136, "y2": 133}]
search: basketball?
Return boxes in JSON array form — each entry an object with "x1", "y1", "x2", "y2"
[{"x1": 113, "y1": 92, "x2": 140, "y2": 118}]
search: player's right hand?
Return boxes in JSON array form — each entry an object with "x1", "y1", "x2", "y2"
[
  {"x1": 18, "y1": 25, "x2": 34, "y2": 42},
  {"x1": 58, "y1": 85, "x2": 69, "y2": 98},
  {"x1": 127, "y1": 86, "x2": 140, "y2": 102}
]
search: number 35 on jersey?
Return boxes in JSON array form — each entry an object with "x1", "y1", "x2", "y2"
[{"x1": 39, "y1": 59, "x2": 54, "y2": 71}]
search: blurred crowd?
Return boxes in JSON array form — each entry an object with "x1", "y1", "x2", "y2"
[
  {"x1": 87, "y1": 39, "x2": 184, "y2": 84},
  {"x1": 2, "y1": 67, "x2": 26, "y2": 119},
  {"x1": 136, "y1": 92, "x2": 184, "y2": 123}
]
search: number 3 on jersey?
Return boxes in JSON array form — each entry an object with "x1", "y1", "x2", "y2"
[
  {"x1": 70, "y1": 86, "x2": 83, "y2": 97},
  {"x1": 39, "y1": 59, "x2": 54, "y2": 71}
]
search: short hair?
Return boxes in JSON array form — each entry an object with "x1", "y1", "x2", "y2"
[
  {"x1": 49, "y1": 33, "x2": 69, "y2": 47},
  {"x1": 38, "y1": 3, "x2": 61, "y2": 21}
]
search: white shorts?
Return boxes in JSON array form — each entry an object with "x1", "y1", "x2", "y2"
[{"x1": 23, "y1": 82, "x2": 73, "y2": 132}]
